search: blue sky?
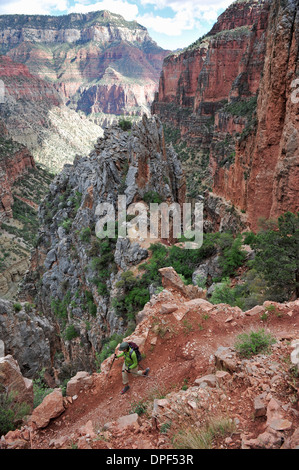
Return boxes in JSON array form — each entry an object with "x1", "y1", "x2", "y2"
[{"x1": 0, "y1": 0, "x2": 235, "y2": 50}]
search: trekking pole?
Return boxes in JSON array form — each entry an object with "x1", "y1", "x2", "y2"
[{"x1": 106, "y1": 354, "x2": 116, "y2": 383}]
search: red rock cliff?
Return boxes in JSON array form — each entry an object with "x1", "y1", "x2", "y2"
[
  {"x1": 0, "y1": 120, "x2": 35, "y2": 220},
  {"x1": 245, "y1": 0, "x2": 299, "y2": 228},
  {"x1": 152, "y1": 0, "x2": 299, "y2": 231},
  {"x1": 153, "y1": 1, "x2": 269, "y2": 117},
  {"x1": 211, "y1": 0, "x2": 299, "y2": 230}
]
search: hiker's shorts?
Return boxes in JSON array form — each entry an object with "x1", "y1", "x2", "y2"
[{"x1": 122, "y1": 363, "x2": 143, "y2": 384}]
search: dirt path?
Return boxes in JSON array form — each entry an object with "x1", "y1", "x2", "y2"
[{"x1": 31, "y1": 297, "x2": 299, "y2": 450}]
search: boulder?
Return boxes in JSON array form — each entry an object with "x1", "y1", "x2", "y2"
[
  {"x1": 245, "y1": 305, "x2": 265, "y2": 316},
  {"x1": 290, "y1": 339, "x2": 299, "y2": 366},
  {"x1": 103, "y1": 413, "x2": 140, "y2": 431},
  {"x1": 160, "y1": 303, "x2": 178, "y2": 314},
  {"x1": 158, "y1": 267, "x2": 205, "y2": 300},
  {"x1": 0, "y1": 340, "x2": 4, "y2": 358},
  {"x1": 66, "y1": 371, "x2": 93, "y2": 397},
  {"x1": 214, "y1": 346, "x2": 239, "y2": 373},
  {"x1": 183, "y1": 298, "x2": 214, "y2": 313},
  {"x1": 253, "y1": 394, "x2": 267, "y2": 418},
  {"x1": 0, "y1": 299, "x2": 54, "y2": 377},
  {"x1": 29, "y1": 388, "x2": 65, "y2": 429},
  {"x1": 192, "y1": 255, "x2": 222, "y2": 286},
  {"x1": 0, "y1": 355, "x2": 33, "y2": 409},
  {"x1": 194, "y1": 374, "x2": 217, "y2": 388},
  {"x1": 158, "y1": 267, "x2": 187, "y2": 295},
  {"x1": 79, "y1": 420, "x2": 96, "y2": 439},
  {"x1": 242, "y1": 429, "x2": 283, "y2": 449},
  {"x1": 281, "y1": 428, "x2": 299, "y2": 449}
]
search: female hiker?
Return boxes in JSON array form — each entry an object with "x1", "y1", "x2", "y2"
[{"x1": 115, "y1": 342, "x2": 150, "y2": 394}]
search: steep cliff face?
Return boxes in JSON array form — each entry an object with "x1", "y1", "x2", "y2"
[
  {"x1": 152, "y1": 0, "x2": 299, "y2": 231},
  {"x1": 0, "y1": 55, "x2": 102, "y2": 172},
  {"x1": 153, "y1": 0, "x2": 269, "y2": 119},
  {"x1": 0, "y1": 11, "x2": 169, "y2": 121},
  {"x1": 0, "y1": 115, "x2": 56, "y2": 298},
  {"x1": 244, "y1": 0, "x2": 299, "y2": 228},
  {"x1": 19, "y1": 115, "x2": 185, "y2": 378},
  {"x1": 210, "y1": 0, "x2": 299, "y2": 230},
  {"x1": 0, "y1": 119, "x2": 35, "y2": 221}
]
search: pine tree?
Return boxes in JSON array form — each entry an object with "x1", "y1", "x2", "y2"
[{"x1": 252, "y1": 212, "x2": 299, "y2": 300}]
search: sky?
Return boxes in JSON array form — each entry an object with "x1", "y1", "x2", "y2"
[{"x1": 0, "y1": 0, "x2": 235, "y2": 50}]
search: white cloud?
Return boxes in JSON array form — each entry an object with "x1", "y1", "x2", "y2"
[
  {"x1": 0, "y1": 0, "x2": 235, "y2": 48},
  {"x1": 68, "y1": 0, "x2": 139, "y2": 21},
  {"x1": 137, "y1": 10, "x2": 197, "y2": 36},
  {"x1": 0, "y1": 0, "x2": 68, "y2": 15},
  {"x1": 140, "y1": 0, "x2": 233, "y2": 11},
  {"x1": 138, "y1": 0, "x2": 233, "y2": 36}
]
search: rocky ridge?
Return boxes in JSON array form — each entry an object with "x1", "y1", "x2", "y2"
[
  {"x1": 1, "y1": 266, "x2": 298, "y2": 449},
  {"x1": 16, "y1": 115, "x2": 185, "y2": 379}
]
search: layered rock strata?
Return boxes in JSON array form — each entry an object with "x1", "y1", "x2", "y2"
[
  {"x1": 0, "y1": 55, "x2": 102, "y2": 172},
  {"x1": 152, "y1": 0, "x2": 299, "y2": 231},
  {"x1": 0, "y1": 10, "x2": 169, "y2": 120}
]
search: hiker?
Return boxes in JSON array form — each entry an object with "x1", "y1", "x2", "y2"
[{"x1": 115, "y1": 342, "x2": 149, "y2": 394}]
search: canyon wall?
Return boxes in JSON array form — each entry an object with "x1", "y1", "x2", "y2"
[
  {"x1": 0, "y1": 119, "x2": 35, "y2": 221},
  {"x1": 0, "y1": 55, "x2": 102, "y2": 172},
  {"x1": 0, "y1": 11, "x2": 169, "y2": 121},
  {"x1": 152, "y1": 0, "x2": 299, "y2": 231}
]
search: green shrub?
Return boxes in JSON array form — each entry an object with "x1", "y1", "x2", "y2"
[
  {"x1": 60, "y1": 218, "x2": 72, "y2": 233},
  {"x1": 251, "y1": 211, "x2": 299, "y2": 300},
  {"x1": 97, "y1": 282, "x2": 108, "y2": 296},
  {"x1": 80, "y1": 227, "x2": 91, "y2": 242},
  {"x1": 218, "y1": 233, "x2": 246, "y2": 278},
  {"x1": 130, "y1": 399, "x2": 148, "y2": 416},
  {"x1": 70, "y1": 191, "x2": 82, "y2": 212},
  {"x1": 32, "y1": 370, "x2": 53, "y2": 408},
  {"x1": 223, "y1": 95, "x2": 257, "y2": 118},
  {"x1": 97, "y1": 333, "x2": 123, "y2": 367},
  {"x1": 65, "y1": 324, "x2": 79, "y2": 341},
  {"x1": 210, "y1": 278, "x2": 239, "y2": 306},
  {"x1": 84, "y1": 290, "x2": 97, "y2": 317},
  {"x1": 160, "y1": 421, "x2": 172, "y2": 434},
  {"x1": 51, "y1": 292, "x2": 71, "y2": 320},
  {"x1": 173, "y1": 416, "x2": 235, "y2": 449},
  {"x1": 143, "y1": 191, "x2": 163, "y2": 205},
  {"x1": 234, "y1": 329, "x2": 276, "y2": 358},
  {"x1": 89, "y1": 237, "x2": 117, "y2": 293},
  {"x1": 0, "y1": 387, "x2": 31, "y2": 435},
  {"x1": 11, "y1": 197, "x2": 39, "y2": 246},
  {"x1": 13, "y1": 302, "x2": 22, "y2": 312},
  {"x1": 118, "y1": 117, "x2": 132, "y2": 131}
]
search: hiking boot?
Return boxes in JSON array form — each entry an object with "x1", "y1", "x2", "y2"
[
  {"x1": 121, "y1": 385, "x2": 130, "y2": 394},
  {"x1": 143, "y1": 368, "x2": 150, "y2": 376}
]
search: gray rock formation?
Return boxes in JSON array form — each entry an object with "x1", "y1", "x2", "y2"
[
  {"x1": 0, "y1": 299, "x2": 55, "y2": 377},
  {"x1": 18, "y1": 115, "x2": 185, "y2": 379}
]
